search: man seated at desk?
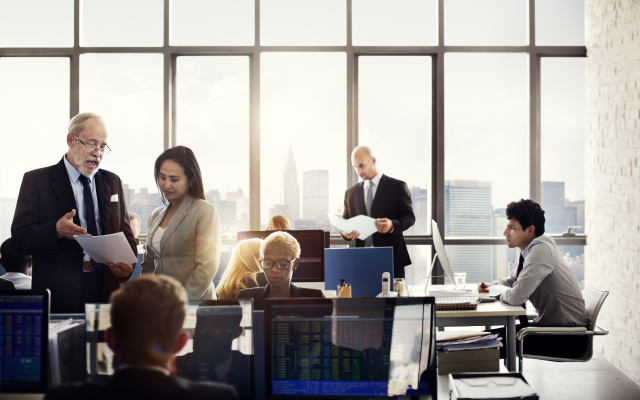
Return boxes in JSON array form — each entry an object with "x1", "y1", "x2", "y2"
[
  {"x1": 45, "y1": 275, "x2": 238, "y2": 400},
  {"x1": 237, "y1": 231, "x2": 323, "y2": 310},
  {"x1": 0, "y1": 238, "x2": 32, "y2": 290},
  {"x1": 482, "y1": 199, "x2": 588, "y2": 359}
]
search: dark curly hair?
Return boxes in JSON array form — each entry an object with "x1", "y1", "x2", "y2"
[
  {"x1": 505, "y1": 199, "x2": 546, "y2": 237},
  {"x1": 154, "y1": 146, "x2": 206, "y2": 204}
]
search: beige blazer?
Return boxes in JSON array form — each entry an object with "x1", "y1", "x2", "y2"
[{"x1": 140, "y1": 194, "x2": 221, "y2": 300}]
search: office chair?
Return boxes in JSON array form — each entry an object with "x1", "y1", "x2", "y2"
[{"x1": 517, "y1": 284, "x2": 609, "y2": 372}]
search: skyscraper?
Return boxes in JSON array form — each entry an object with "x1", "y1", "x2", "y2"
[
  {"x1": 303, "y1": 170, "x2": 329, "y2": 229},
  {"x1": 444, "y1": 180, "x2": 492, "y2": 283},
  {"x1": 407, "y1": 187, "x2": 428, "y2": 235},
  {"x1": 541, "y1": 181, "x2": 565, "y2": 234},
  {"x1": 281, "y1": 143, "x2": 300, "y2": 222}
]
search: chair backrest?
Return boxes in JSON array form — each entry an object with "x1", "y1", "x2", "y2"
[{"x1": 582, "y1": 284, "x2": 609, "y2": 331}]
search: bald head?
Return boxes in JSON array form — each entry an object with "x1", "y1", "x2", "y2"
[
  {"x1": 351, "y1": 146, "x2": 373, "y2": 159},
  {"x1": 351, "y1": 146, "x2": 378, "y2": 181}
]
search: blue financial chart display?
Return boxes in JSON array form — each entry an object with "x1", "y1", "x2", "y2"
[
  {"x1": 269, "y1": 300, "x2": 432, "y2": 397},
  {"x1": 0, "y1": 295, "x2": 44, "y2": 389}
]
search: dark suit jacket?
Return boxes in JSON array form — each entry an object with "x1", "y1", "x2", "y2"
[
  {"x1": 11, "y1": 157, "x2": 137, "y2": 313},
  {"x1": 236, "y1": 283, "x2": 324, "y2": 310},
  {"x1": 341, "y1": 174, "x2": 415, "y2": 278},
  {"x1": 44, "y1": 368, "x2": 238, "y2": 400}
]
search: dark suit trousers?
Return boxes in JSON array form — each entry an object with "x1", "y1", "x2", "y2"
[{"x1": 79, "y1": 269, "x2": 105, "y2": 311}]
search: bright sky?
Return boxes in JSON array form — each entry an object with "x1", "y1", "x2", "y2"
[{"x1": 0, "y1": 0, "x2": 586, "y2": 229}]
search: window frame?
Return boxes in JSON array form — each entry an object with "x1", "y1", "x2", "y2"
[{"x1": 0, "y1": 0, "x2": 587, "y2": 282}]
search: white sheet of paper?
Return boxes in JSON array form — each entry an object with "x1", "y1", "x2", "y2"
[
  {"x1": 327, "y1": 213, "x2": 378, "y2": 240},
  {"x1": 73, "y1": 232, "x2": 138, "y2": 264}
]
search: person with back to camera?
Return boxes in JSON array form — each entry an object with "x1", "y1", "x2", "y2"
[
  {"x1": 44, "y1": 275, "x2": 238, "y2": 400},
  {"x1": 140, "y1": 146, "x2": 222, "y2": 301},
  {"x1": 0, "y1": 238, "x2": 32, "y2": 290},
  {"x1": 480, "y1": 199, "x2": 588, "y2": 359},
  {"x1": 265, "y1": 214, "x2": 291, "y2": 230},
  {"x1": 236, "y1": 231, "x2": 323, "y2": 310},
  {"x1": 216, "y1": 238, "x2": 268, "y2": 300}
]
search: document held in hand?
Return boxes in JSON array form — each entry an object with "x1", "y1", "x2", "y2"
[
  {"x1": 73, "y1": 232, "x2": 138, "y2": 264},
  {"x1": 327, "y1": 212, "x2": 378, "y2": 240}
]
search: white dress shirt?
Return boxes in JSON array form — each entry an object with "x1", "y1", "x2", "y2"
[
  {"x1": 362, "y1": 172, "x2": 384, "y2": 201},
  {"x1": 362, "y1": 172, "x2": 393, "y2": 234},
  {"x1": 63, "y1": 155, "x2": 102, "y2": 262},
  {"x1": 0, "y1": 272, "x2": 32, "y2": 290}
]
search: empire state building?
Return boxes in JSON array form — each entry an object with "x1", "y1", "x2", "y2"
[{"x1": 281, "y1": 143, "x2": 300, "y2": 221}]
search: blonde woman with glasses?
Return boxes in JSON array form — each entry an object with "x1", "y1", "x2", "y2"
[{"x1": 216, "y1": 238, "x2": 267, "y2": 300}]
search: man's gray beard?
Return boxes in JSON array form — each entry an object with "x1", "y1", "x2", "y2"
[{"x1": 72, "y1": 151, "x2": 100, "y2": 177}]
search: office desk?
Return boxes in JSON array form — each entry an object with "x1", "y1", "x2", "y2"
[{"x1": 410, "y1": 284, "x2": 525, "y2": 372}]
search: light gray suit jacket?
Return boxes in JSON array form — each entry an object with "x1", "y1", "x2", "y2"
[{"x1": 140, "y1": 194, "x2": 221, "y2": 300}]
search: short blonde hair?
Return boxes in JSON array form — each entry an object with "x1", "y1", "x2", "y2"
[
  {"x1": 110, "y1": 275, "x2": 187, "y2": 360},
  {"x1": 68, "y1": 112, "x2": 104, "y2": 137},
  {"x1": 261, "y1": 231, "x2": 301, "y2": 259},
  {"x1": 266, "y1": 215, "x2": 291, "y2": 230}
]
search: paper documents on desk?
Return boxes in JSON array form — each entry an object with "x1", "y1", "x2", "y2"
[
  {"x1": 437, "y1": 333, "x2": 503, "y2": 352},
  {"x1": 327, "y1": 213, "x2": 377, "y2": 240},
  {"x1": 73, "y1": 232, "x2": 138, "y2": 264}
]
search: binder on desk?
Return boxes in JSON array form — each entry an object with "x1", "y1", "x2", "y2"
[{"x1": 324, "y1": 247, "x2": 393, "y2": 297}]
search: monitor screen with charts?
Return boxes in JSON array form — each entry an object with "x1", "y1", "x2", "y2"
[
  {"x1": 85, "y1": 299, "x2": 255, "y2": 398},
  {"x1": 237, "y1": 230, "x2": 326, "y2": 282},
  {"x1": 265, "y1": 297, "x2": 436, "y2": 398},
  {"x1": 0, "y1": 290, "x2": 50, "y2": 393}
]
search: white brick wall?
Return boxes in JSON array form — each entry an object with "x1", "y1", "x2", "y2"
[{"x1": 586, "y1": 0, "x2": 640, "y2": 385}]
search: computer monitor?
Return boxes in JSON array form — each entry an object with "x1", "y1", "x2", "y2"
[
  {"x1": 264, "y1": 297, "x2": 437, "y2": 398},
  {"x1": 237, "y1": 230, "x2": 326, "y2": 282},
  {"x1": 0, "y1": 290, "x2": 50, "y2": 393},
  {"x1": 431, "y1": 219, "x2": 465, "y2": 289},
  {"x1": 85, "y1": 299, "x2": 255, "y2": 398}
]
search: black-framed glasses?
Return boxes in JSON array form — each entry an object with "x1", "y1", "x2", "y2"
[
  {"x1": 260, "y1": 258, "x2": 298, "y2": 270},
  {"x1": 73, "y1": 134, "x2": 111, "y2": 155}
]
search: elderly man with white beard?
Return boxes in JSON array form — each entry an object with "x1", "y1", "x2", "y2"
[{"x1": 11, "y1": 113, "x2": 138, "y2": 313}]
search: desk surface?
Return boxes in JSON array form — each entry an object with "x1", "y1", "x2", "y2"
[{"x1": 410, "y1": 284, "x2": 525, "y2": 317}]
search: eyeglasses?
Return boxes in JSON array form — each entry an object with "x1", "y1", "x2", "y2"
[
  {"x1": 259, "y1": 258, "x2": 298, "y2": 270},
  {"x1": 73, "y1": 135, "x2": 111, "y2": 155}
]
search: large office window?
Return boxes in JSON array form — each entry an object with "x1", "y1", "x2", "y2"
[
  {"x1": 176, "y1": 56, "x2": 250, "y2": 237},
  {"x1": 80, "y1": 54, "x2": 164, "y2": 234},
  {"x1": 260, "y1": 53, "x2": 346, "y2": 231},
  {"x1": 359, "y1": 56, "x2": 432, "y2": 235},
  {"x1": 0, "y1": 2, "x2": 587, "y2": 285},
  {"x1": 0, "y1": 58, "x2": 70, "y2": 242}
]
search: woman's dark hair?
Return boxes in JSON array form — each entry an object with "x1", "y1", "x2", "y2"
[
  {"x1": 505, "y1": 199, "x2": 546, "y2": 237},
  {"x1": 154, "y1": 146, "x2": 206, "y2": 204}
]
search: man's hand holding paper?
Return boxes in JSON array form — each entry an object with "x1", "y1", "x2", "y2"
[{"x1": 328, "y1": 213, "x2": 378, "y2": 240}]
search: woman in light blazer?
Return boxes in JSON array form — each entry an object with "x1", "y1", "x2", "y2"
[{"x1": 140, "y1": 146, "x2": 221, "y2": 300}]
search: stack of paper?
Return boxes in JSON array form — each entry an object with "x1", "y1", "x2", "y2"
[{"x1": 437, "y1": 331, "x2": 503, "y2": 353}]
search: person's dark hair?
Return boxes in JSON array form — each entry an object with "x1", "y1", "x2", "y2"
[
  {"x1": 154, "y1": 146, "x2": 206, "y2": 204},
  {"x1": 505, "y1": 199, "x2": 546, "y2": 237},
  {"x1": 0, "y1": 238, "x2": 31, "y2": 273}
]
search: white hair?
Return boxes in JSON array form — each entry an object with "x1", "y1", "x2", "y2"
[{"x1": 67, "y1": 112, "x2": 104, "y2": 137}]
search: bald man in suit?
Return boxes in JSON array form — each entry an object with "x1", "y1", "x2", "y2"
[{"x1": 340, "y1": 146, "x2": 415, "y2": 278}]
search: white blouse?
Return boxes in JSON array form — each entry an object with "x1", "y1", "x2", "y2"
[{"x1": 151, "y1": 226, "x2": 165, "y2": 253}]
